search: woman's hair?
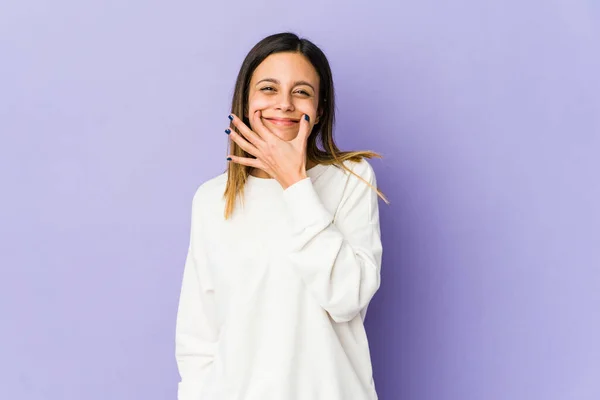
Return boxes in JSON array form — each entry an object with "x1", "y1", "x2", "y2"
[{"x1": 223, "y1": 32, "x2": 389, "y2": 219}]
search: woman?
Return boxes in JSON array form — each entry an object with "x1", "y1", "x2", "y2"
[{"x1": 175, "y1": 32, "x2": 389, "y2": 400}]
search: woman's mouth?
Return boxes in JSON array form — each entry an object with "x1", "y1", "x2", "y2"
[{"x1": 263, "y1": 117, "x2": 300, "y2": 127}]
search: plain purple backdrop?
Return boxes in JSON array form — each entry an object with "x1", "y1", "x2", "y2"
[{"x1": 1, "y1": 1, "x2": 599, "y2": 399}]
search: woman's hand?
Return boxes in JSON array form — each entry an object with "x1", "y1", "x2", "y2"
[{"x1": 226, "y1": 110, "x2": 312, "y2": 189}]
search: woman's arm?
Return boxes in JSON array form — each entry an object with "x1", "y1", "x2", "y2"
[
  {"x1": 281, "y1": 159, "x2": 383, "y2": 323},
  {"x1": 175, "y1": 190, "x2": 219, "y2": 399}
]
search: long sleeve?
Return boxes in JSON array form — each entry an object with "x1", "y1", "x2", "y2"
[
  {"x1": 281, "y1": 160, "x2": 383, "y2": 323},
  {"x1": 175, "y1": 190, "x2": 219, "y2": 399}
]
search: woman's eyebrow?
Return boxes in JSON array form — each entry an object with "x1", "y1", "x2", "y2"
[{"x1": 256, "y1": 78, "x2": 315, "y2": 91}]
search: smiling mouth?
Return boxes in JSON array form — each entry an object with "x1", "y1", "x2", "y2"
[{"x1": 263, "y1": 118, "x2": 300, "y2": 127}]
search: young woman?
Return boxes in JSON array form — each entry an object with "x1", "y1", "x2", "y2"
[{"x1": 175, "y1": 32, "x2": 389, "y2": 400}]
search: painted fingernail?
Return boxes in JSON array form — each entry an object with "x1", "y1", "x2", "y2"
[
  {"x1": 304, "y1": 114, "x2": 310, "y2": 122},
  {"x1": 225, "y1": 129, "x2": 231, "y2": 134},
  {"x1": 226, "y1": 157, "x2": 232, "y2": 161},
  {"x1": 228, "y1": 115, "x2": 234, "y2": 121}
]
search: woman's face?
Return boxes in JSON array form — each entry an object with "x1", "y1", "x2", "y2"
[{"x1": 247, "y1": 52, "x2": 321, "y2": 142}]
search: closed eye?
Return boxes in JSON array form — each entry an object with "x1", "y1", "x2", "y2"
[{"x1": 259, "y1": 86, "x2": 311, "y2": 96}]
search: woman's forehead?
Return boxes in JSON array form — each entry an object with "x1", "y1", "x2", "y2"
[{"x1": 252, "y1": 52, "x2": 319, "y2": 84}]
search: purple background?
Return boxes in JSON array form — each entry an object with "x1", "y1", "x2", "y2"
[{"x1": 1, "y1": 1, "x2": 599, "y2": 399}]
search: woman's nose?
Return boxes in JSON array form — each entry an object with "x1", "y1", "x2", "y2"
[{"x1": 275, "y1": 92, "x2": 294, "y2": 111}]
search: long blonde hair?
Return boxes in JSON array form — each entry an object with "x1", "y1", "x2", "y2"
[{"x1": 223, "y1": 32, "x2": 389, "y2": 220}]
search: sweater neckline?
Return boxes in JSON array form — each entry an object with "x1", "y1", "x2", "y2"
[{"x1": 246, "y1": 163, "x2": 329, "y2": 187}]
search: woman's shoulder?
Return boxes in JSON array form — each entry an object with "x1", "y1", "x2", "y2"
[
  {"x1": 338, "y1": 157, "x2": 377, "y2": 183},
  {"x1": 191, "y1": 172, "x2": 228, "y2": 210}
]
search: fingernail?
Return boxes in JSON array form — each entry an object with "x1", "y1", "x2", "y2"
[
  {"x1": 228, "y1": 115, "x2": 234, "y2": 121},
  {"x1": 226, "y1": 157, "x2": 232, "y2": 161},
  {"x1": 304, "y1": 114, "x2": 310, "y2": 122},
  {"x1": 225, "y1": 129, "x2": 231, "y2": 134}
]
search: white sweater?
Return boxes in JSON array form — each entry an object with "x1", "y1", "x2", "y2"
[{"x1": 175, "y1": 158, "x2": 383, "y2": 400}]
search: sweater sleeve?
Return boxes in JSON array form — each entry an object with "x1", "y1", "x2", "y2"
[
  {"x1": 175, "y1": 189, "x2": 219, "y2": 399},
  {"x1": 281, "y1": 160, "x2": 383, "y2": 323}
]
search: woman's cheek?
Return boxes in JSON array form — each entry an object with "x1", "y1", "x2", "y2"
[{"x1": 248, "y1": 94, "x2": 272, "y2": 112}]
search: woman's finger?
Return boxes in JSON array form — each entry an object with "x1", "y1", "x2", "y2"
[
  {"x1": 229, "y1": 114, "x2": 263, "y2": 146},
  {"x1": 226, "y1": 154, "x2": 264, "y2": 170},
  {"x1": 226, "y1": 128, "x2": 260, "y2": 158},
  {"x1": 293, "y1": 113, "x2": 312, "y2": 144},
  {"x1": 251, "y1": 110, "x2": 278, "y2": 141}
]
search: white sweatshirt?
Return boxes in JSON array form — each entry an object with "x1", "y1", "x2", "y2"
[{"x1": 175, "y1": 158, "x2": 383, "y2": 400}]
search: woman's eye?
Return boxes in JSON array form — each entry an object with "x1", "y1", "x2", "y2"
[{"x1": 259, "y1": 87, "x2": 310, "y2": 96}]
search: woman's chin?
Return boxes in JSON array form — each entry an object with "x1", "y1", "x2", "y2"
[
  {"x1": 261, "y1": 119, "x2": 299, "y2": 140},
  {"x1": 271, "y1": 129, "x2": 299, "y2": 141}
]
